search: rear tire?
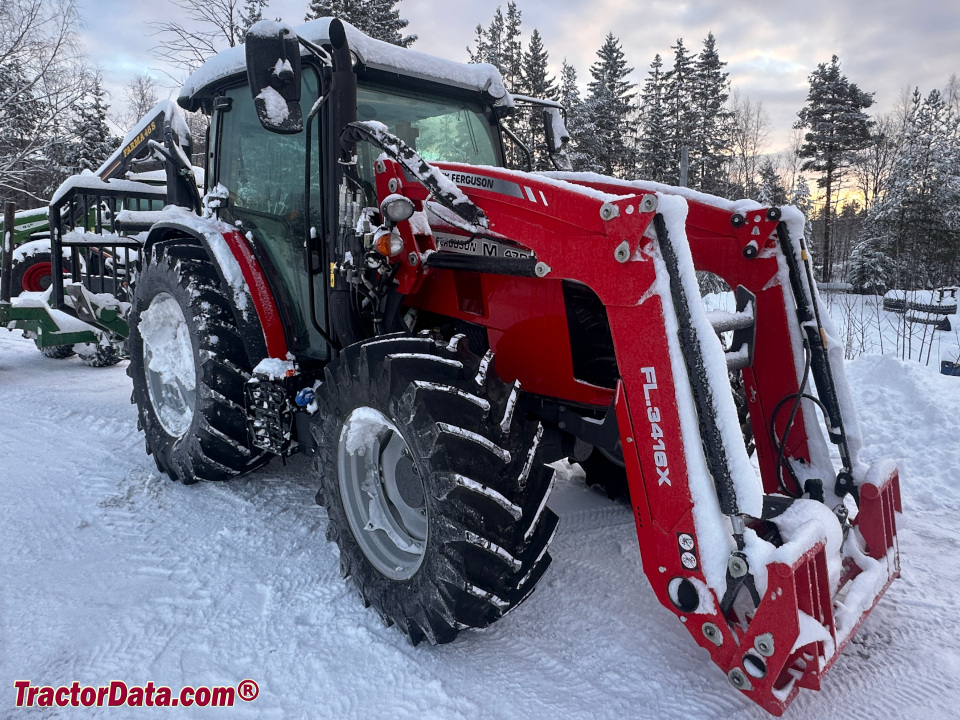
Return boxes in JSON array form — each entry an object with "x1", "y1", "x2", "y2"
[
  {"x1": 313, "y1": 333, "x2": 558, "y2": 644},
  {"x1": 11, "y1": 251, "x2": 55, "y2": 295},
  {"x1": 127, "y1": 243, "x2": 268, "y2": 483}
]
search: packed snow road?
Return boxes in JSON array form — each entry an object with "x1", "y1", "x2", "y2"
[{"x1": 1, "y1": 330, "x2": 958, "y2": 719}]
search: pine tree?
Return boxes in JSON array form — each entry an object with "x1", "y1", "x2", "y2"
[
  {"x1": 786, "y1": 174, "x2": 818, "y2": 275},
  {"x1": 795, "y1": 55, "x2": 875, "y2": 281},
  {"x1": 304, "y1": 0, "x2": 416, "y2": 46},
  {"x1": 65, "y1": 74, "x2": 119, "y2": 175},
  {"x1": 756, "y1": 158, "x2": 788, "y2": 206},
  {"x1": 582, "y1": 33, "x2": 637, "y2": 177},
  {"x1": 847, "y1": 240, "x2": 895, "y2": 293},
  {"x1": 466, "y1": 3, "x2": 529, "y2": 168},
  {"x1": 791, "y1": 175, "x2": 814, "y2": 236},
  {"x1": 0, "y1": 60, "x2": 42, "y2": 156},
  {"x1": 304, "y1": 0, "x2": 334, "y2": 21},
  {"x1": 791, "y1": 174, "x2": 813, "y2": 217},
  {"x1": 520, "y1": 29, "x2": 559, "y2": 170},
  {"x1": 558, "y1": 59, "x2": 590, "y2": 171},
  {"x1": 468, "y1": 23, "x2": 489, "y2": 65},
  {"x1": 522, "y1": 29, "x2": 556, "y2": 100},
  {"x1": 638, "y1": 53, "x2": 669, "y2": 182},
  {"x1": 0, "y1": 59, "x2": 46, "y2": 202},
  {"x1": 852, "y1": 88, "x2": 960, "y2": 290},
  {"x1": 41, "y1": 115, "x2": 74, "y2": 198},
  {"x1": 240, "y1": 0, "x2": 268, "y2": 37},
  {"x1": 503, "y1": 2, "x2": 524, "y2": 92},
  {"x1": 368, "y1": 0, "x2": 416, "y2": 47},
  {"x1": 690, "y1": 33, "x2": 731, "y2": 193},
  {"x1": 467, "y1": 3, "x2": 523, "y2": 90},
  {"x1": 662, "y1": 38, "x2": 697, "y2": 185},
  {"x1": 467, "y1": 7, "x2": 503, "y2": 67},
  {"x1": 559, "y1": 59, "x2": 580, "y2": 110}
]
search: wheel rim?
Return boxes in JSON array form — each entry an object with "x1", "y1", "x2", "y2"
[
  {"x1": 139, "y1": 292, "x2": 197, "y2": 437},
  {"x1": 21, "y1": 262, "x2": 52, "y2": 292},
  {"x1": 338, "y1": 408, "x2": 428, "y2": 580}
]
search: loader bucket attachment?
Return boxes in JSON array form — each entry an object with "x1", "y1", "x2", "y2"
[
  {"x1": 704, "y1": 466, "x2": 901, "y2": 714},
  {"x1": 588, "y1": 183, "x2": 904, "y2": 715}
]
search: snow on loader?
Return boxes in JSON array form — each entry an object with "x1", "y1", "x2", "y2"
[{"x1": 4, "y1": 18, "x2": 901, "y2": 714}]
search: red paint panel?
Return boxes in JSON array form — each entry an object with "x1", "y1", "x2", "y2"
[
  {"x1": 406, "y1": 270, "x2": 614, "y2": 407},
  {"x1": 220, "y1": 230, "x2": 289, "y2": 359}
]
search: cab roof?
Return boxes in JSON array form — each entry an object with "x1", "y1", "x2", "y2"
[{"x1": 178, "y1": 18, "x2": 511, "y2": 113}]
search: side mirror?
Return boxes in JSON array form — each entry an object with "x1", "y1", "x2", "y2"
[
  {"x1": 245, "y1": 20, "x2": 303, "y2": 134},
  {"x1": 542, "y1": 107, "x2": 569, "y2": 153},
  {"x1": 543, "y1": 107, "x2": 572, "y2": 171}
]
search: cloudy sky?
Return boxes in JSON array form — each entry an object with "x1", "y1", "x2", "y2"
[{"x1": 77, "y1": 0, "x2": 959, "y2": 152}]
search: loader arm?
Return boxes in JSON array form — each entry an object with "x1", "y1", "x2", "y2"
[{"x1": 346, "y1": 124, "x2": 901, "y2": 715}]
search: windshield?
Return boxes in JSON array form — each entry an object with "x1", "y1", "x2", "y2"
[
  {"x1": 357, "y1": 85, "x2": 500, "y2": 166},
  {"x1": 352, "y1": 85, "x2": 500, "y2": 206}
]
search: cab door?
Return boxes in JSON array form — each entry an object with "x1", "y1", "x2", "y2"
[{"x1": 210, "y1": 68, "x2": 327, "y2": 360}]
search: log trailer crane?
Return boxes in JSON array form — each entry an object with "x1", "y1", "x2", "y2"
[{"x1": 0, "y1": 100, "x2": 200, "y2": 362}]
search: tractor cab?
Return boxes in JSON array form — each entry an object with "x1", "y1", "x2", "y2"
[{"x1": 176, "y1": 18, "x2": 565, "y2": 362}]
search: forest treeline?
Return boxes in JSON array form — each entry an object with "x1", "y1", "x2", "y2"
[{"x1": 2, "y1": 0, "x2": 957, "y2": 290}]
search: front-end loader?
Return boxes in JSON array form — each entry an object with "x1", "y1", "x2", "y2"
[{"x1": 3, "y1": 18, "x2": 901, "y2": 714}]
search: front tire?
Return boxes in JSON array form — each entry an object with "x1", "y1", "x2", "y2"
[
  {"x1": 127, "y1": 244, "x2": 268, "y2": 483},
  {"x1": 314, "y1": 333, "x2": 558, "y2": 644},
  {"x1": 580, "y1": 446, "x2": 630, "y2": 500}
]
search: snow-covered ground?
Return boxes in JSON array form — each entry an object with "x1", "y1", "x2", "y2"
[{"x1": 2, "y1": 322, "x2": 960, "y2": 718}]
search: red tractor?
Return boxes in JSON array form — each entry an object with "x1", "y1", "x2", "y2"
[{"x1": 23, "y1": 18, "x2": 901, "y2": 715}]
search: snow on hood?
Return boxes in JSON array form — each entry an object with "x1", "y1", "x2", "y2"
[{"x1": 179, "y1": 18, "x2": 510, "y2": 112}]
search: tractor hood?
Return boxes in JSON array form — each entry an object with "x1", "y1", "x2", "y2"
[{"x1": 178, "y1": 18, "x2": 512, "y2": 113}]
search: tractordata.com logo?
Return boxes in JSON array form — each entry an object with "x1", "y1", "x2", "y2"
[{"x1": 13, "y1": 679, "x2": 259, "y2": 708}]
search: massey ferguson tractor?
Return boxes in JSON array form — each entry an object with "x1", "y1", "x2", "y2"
[{"x1": 0, "y1": 18, "x2": 901, "y2": 715}]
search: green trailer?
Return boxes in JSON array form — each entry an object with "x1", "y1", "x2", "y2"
[{"x1": 1, "y1": 100, "x2": 199, "y2": 364}]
